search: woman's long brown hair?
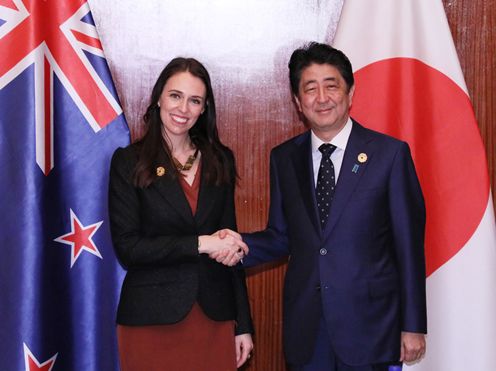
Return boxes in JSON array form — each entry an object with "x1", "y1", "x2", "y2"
[{"x1": 133, "y1": 57, "x2": 236, "y2": 188}]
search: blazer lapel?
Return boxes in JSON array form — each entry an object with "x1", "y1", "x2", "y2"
[
  {"x1": 152, "y1": 161, "x2": 222, "y2": 229},
  {"x1": 194, "y1": 166, "x2": 219, "y2": 227},
  {"x1": 291, "y1": 132, "x2": 322, "y2": 236},
  {"x1": 152, "y1": 172, "x2": 195, "y2": 225},
  {"x1": 324, "y1": 122, "x2": 374, "y2": 238}
]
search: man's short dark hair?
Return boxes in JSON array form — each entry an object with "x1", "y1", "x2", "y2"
[{"x1": 288, "y1": 42, "x2": 354, "y2": 95}]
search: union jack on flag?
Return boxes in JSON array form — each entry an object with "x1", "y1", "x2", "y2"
[
  {"x1": 0, "y1": 0, "x2": 123, "y2": 174},
  {"x1": 0, "y1": 0, "x2": 129, "y2": 369}
]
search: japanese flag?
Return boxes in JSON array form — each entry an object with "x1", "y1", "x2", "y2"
[{"x1": 333, "y1": 0, "x2": 496, "y2": 369}]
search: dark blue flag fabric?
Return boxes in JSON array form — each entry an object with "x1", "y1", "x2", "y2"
[{"x1": 0, "y1": 1, "x2": 129, "y2": 370}]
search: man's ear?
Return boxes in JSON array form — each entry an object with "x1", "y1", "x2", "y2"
[
  {"x1": 293, "y1": 95, "x2": 302, "y2": 112},
  {"x1": 348, "y1": 85, "x2": 355, "y2": 105}
]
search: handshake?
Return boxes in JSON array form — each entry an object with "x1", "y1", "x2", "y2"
[{"x1": 198, "y1": 229, "x2": 248, "y2": 266}]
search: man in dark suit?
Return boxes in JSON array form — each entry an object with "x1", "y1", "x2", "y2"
[{"x1": 232, "y1": 43, "x2": 427, "y2": 370}]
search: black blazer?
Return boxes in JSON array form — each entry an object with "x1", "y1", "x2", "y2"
[{"x1": 108, "y1": 144, "x2": 253, "y2": 335}]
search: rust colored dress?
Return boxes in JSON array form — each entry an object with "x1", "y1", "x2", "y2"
[{"x1": 117, "y1": 165, "x2": 237, "y2": 371}]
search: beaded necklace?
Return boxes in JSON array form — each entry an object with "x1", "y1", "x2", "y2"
[{"x1": 173, "y1": 149, "x2": 199, "y2": 171}]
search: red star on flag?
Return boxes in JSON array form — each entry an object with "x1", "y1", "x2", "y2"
[
  {"x1": 54, "y1": 209, "x2": 103, "y2": 267},
  {"x1": 23, "y1": 343, "x2": 57, "y2": 371}
]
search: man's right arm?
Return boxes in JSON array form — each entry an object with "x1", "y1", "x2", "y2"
[{"x1": 241, "y1": 150, "x2": 290, "y2": 267}]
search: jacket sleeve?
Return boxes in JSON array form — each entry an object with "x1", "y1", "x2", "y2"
[
  {"x1": 388, "y1": 142, "x2": 427, "y2": 334},
  {"x1": 220, "y1": 152, "x2": 254, "y2": 335},
  {"x1": 108, "y1": 147, "x2": 199, "y2": 269},
  {"x1": 242, "y1": 148, "x2": 290, "y2": 267}
]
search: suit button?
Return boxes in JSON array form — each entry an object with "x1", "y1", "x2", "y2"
[{"x1": 319, "y1": 248, "x2": 327, "y2": 256}]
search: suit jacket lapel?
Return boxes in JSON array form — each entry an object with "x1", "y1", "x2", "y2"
[
  {"x1": 291, "y1": 132, "x2": 322, "y2": 236},
  {"x1": 324, "y1": 121, "x2": 374, "y2": 238}
]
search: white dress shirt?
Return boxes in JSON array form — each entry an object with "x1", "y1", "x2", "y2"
[{"x1": 311, "y1": 118, "x2": 353, "y2": 187}]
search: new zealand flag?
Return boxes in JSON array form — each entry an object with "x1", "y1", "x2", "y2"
[{"x1": 0, "y1": 1, "x2": 129, "y2": 369}]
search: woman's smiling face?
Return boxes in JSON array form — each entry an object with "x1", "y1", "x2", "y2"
[{"x1": 158, "y1": 71, "x2": 206, "y2": 140}]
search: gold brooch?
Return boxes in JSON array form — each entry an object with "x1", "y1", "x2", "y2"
[
  {"x1": 156, "y1": 166, "x2": 166, "y2": 176},
  {"x1": 357, "y1": 153, "x2": 368, "y2": 163}
]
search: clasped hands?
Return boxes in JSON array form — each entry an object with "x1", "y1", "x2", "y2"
[{"x1": 198, "y1": 229, "x2": 247, "y2": 266}]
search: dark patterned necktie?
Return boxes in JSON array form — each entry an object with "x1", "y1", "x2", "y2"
[{"x1": 316, "y1": 143, "x2": 337, "y2": 228}]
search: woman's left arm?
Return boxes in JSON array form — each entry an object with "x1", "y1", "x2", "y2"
[
  {"x1": 219, "y1": 152, "x2": 254, "y2": 366},
  {"x1": 218, "y1": 162, "x2": 254, "y2": 329}
]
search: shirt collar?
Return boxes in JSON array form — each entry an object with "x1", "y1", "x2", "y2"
[{"x1": 311, "y1": 117, "x2": 353, "y2": 153}]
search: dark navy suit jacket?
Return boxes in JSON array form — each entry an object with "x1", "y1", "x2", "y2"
[{"x1": 243, "y1": 120, "x2": 426, "y2": 365}]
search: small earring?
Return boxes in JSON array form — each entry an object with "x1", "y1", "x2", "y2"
[{"x1": 157, "y1": 102, "x2": 160, "y2": 108}]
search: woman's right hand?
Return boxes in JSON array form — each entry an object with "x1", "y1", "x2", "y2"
[{"x1": 198, "y1": 233, "x2": 248, "y2": 266}]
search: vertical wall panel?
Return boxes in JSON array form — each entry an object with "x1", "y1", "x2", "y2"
[{"x1": 443, "y1": 0, "x2": 495, "y2": 209}]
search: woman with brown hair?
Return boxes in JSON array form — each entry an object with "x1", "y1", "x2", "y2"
[{"x1": 109, "y1": 57, "x2": 253, "y2": 370}]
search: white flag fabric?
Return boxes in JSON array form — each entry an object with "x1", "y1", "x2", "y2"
[{"x1": 333, "y1": 0, "x2": 496, "y2": 369}]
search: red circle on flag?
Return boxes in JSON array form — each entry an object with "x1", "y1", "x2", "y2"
[{"x1": 350, "y1": 58, "x2": 489, "y2": 276}]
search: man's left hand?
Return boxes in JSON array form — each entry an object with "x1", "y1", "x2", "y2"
[{"x1": 400, "y1": 332, "x2": 426, "y2": 363}]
